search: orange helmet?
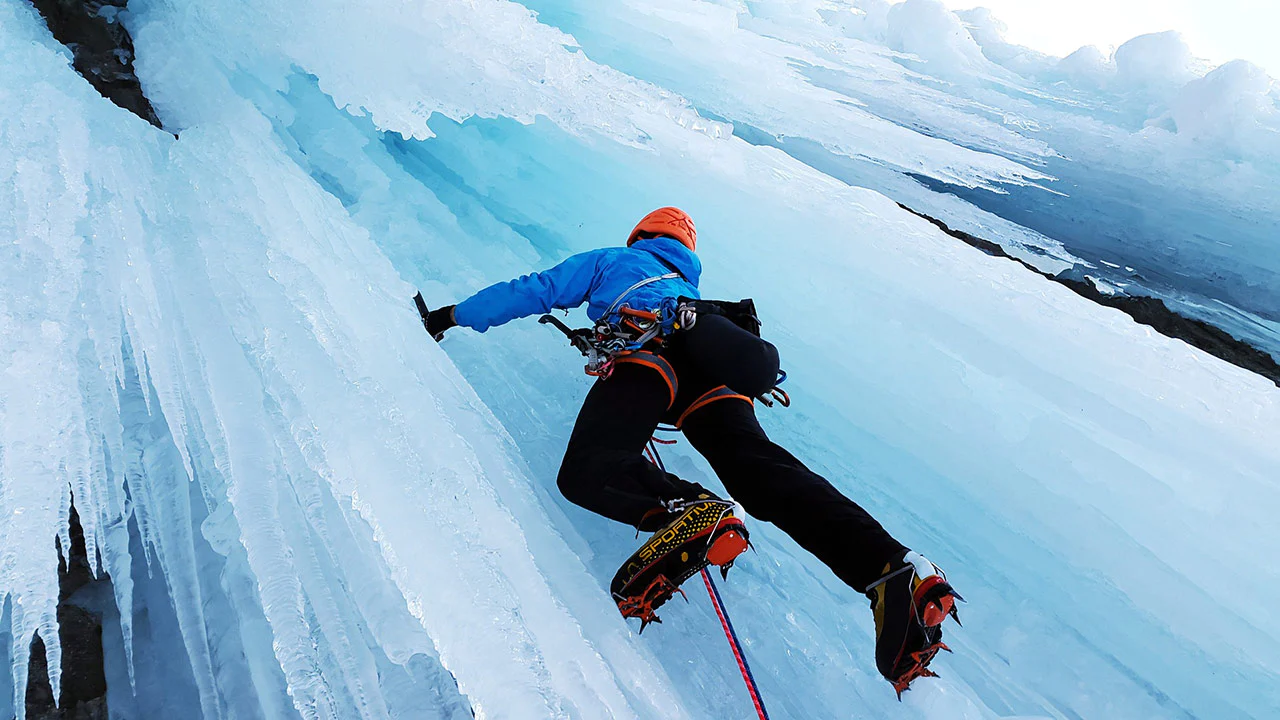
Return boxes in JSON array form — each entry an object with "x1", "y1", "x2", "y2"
[{"x1": 626, "y1": 207, "x2": 696, "y2": 252}]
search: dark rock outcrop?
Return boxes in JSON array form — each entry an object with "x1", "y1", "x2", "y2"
[
  {"x1": 24, "y1": 503, "x2": 110, "y2": 720},
  {"x1": 26, "y1": 0, "x2": 162, "y2": 128},
  {"x1": 899, "y1": 203, "x2": 1280, "y2": 388}
]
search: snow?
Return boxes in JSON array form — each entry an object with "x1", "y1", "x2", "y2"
[
  {"x1": 1055, "y1": 45, "x2": 1113, "y2": 87},
  {"x1": 1170, "y1": 60, "x2": 1276, "y2": 144},
  {"x1": 1114, "y1": 31, "x2": 1199, "y2": 90},
  {"x1": 526, "y1": 0, "x2": 1280, "y2": 335},
  {"x1": 885, "y1": 0, "x2": 991, "y2": 75},
  {"x1": 1, "y1": 0, "x2": 1278, "y2": 718}
]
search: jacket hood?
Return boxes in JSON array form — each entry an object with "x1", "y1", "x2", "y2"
[{"x1": 631, "y1": 236, "x2": 702, "y2": 288}]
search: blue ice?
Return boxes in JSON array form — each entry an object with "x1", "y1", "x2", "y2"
[{"x1": 1, "y1": 0, "x2": 1277, "y2": 718}]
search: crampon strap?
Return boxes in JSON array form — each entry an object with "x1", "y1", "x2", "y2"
[{"x1": 538, "y1": 300, "x2": 792, "y2": 402}]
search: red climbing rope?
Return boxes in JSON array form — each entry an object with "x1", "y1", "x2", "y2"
[
  {"x1": 701, "y1": 568, "x2": 770, "y2": 720},
  {"x1": 644, "y1": 440, "x2": 769, "y2": 718}
]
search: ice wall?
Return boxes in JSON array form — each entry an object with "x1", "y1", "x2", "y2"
[
  {"x1": 372, "y1": 111, "x2": 1280, "y2": 720},
  {"x1": 523, "y1": 0, "x2": 1280, "y2": 349},
  {"x1": 1, "y1": 1, "x2": 690, "y2": 717},
  {"x1": 3, "y1": 0, "x2": 1279, "y2": 718}
]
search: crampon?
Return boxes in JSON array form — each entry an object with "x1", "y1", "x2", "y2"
[
  {"x1": 891, "y1": 574, "x2": 962, "y2": 698},
  {"x1": 612, "y1": 499, "x2": 750, "y2": 632},
  {"x1": 616, "y1": 574, "x2": 686, "y2": 632},
  {"x1": 891, "y1": 640, "x2": 952, "y2": 698},
  {"x1": 866, "y1": 551, "x2": 964, "y2": 698}
]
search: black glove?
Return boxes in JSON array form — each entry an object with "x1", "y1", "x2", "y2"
[{"x1": 425, "y1": 305, "x2": 458, "y2": 341}]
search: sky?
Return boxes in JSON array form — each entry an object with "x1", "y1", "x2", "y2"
[{"x1": 938, "y1": 0, "x2": 1279, "y2": 76}]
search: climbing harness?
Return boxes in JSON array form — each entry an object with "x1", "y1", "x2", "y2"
[
  {"x1": 539, "y1": 272, "x2": 678, "y2": 377},
  {"x1": 539, "y1": 289, "x2": 791, "y2": 413}
]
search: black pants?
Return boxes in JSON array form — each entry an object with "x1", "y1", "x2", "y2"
[{"x1": 557, "y1": 315, "x2": 907, "y2": 592}]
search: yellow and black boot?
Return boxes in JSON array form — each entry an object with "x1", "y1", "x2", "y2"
[
  {"x1": 611, "y1": 495, "x2": 749, "y2": 631},
  {"x1": 865, "y1": 551, "x2": 963, "y2": 698}
]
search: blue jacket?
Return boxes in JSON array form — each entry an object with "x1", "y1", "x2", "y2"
[{"x1": 453, "y1": 236, "x2": 702, "y2": 332}]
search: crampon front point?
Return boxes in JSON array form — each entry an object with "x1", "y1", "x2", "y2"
[
  {"x1": 892, "y1": 574, "x2": 963, "y2": 699},
  {"x1": 612, "y1": 500, "x2": 751, "y2": 631}
]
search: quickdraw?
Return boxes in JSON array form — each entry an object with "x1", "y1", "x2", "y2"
[
  {"x1": 540, "y1": 299, "x2": 791, "y2": 412},
  {"x1": 539, "y1": 272, "x2": 678, "y2": 377},
  {"x1": 757, "y1": 386, "x2": 790, "y2": 409}
]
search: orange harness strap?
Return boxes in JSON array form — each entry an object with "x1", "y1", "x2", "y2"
[
  {"x1": 676, "y1": 385, "x2": 752, "y2": 428},
  {"x1": 614, "y1": 351, "x2": 679, "y2": 410}
]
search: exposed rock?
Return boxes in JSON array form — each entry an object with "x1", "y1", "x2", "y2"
[
  {"x1": 899, "y1": 203, "x2": 1280, "y2": 388},
  {"x1": 26, "y1": 0, "x2": 162, "y2": 128},
  {"x1": 24, "y1": 503, "x2": 110, "y2": 720}
]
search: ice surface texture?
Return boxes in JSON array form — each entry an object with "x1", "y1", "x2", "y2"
[
  {"x1": 2, "y1": 2, "x2": 687, "y2": 717},
  {"x1": 524, "y1": 0, "x2": 1280, "y2": 349},
  {"x1": 2, "y1": 0, "x2": 1278, "y2": 718}
]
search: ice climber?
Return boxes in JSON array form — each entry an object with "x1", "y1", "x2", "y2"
[{"x1": 418, "y1": 207, "x2": 963, "y2": 695}]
